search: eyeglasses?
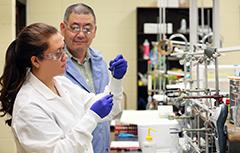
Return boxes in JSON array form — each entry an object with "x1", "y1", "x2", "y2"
[
  {"x1": 41, "y1": 47, "x2": 66, "y2": 61},
  {"x1": 64, "y1": 22, "x2": 94, "y2": 35}
]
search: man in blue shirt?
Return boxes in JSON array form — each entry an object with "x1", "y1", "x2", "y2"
[{"x1": 60, "y1": 3, "x2": 126, "y2": 153}]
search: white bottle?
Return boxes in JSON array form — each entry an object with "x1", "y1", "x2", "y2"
[
  {"x1": 141, "y1": 128, "x2": 156, "y2": 153},
  {"x1": 178, "y1": 18, "x2": 187, "y2": 33}
]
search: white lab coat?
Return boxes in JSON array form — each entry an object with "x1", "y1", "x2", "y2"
[{"x1": 11, "y1": 72, "x2": 123, "y2": 153}]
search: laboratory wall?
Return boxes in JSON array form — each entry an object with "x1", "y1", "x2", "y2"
[
  {"x1": 0, "y1": 0, "x2": 240, "y2": 152},
  {"x1": 0, "y1": 0, "x2": 17, "y2": 153},
  {"x1": 218, "y1": 0, "x2": 240, "y2": 64}
]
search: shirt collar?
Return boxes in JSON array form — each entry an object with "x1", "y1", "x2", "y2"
[{"x1": 65, "y1": 47, "x2": 91, "y2": 65}]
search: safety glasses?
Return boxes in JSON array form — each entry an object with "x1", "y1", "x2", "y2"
[
  {"x1": 64, "y1": 22, "x2": 95, "y2": 35},
  {"x1": 41, "y1": 47, "x2": 66, "y2": 61}
]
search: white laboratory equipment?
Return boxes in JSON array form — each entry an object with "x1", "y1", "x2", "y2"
[
  {"x1": 138, "y1": 119, "x2": 180, "y2": 153},
  {"x1": 141, "y1": 128, "x2": 157, "y2": 153}
]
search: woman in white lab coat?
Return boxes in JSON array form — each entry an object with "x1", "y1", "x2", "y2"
[{"x1": 0, "y1": 23, "x2": 127, "y2": 153}]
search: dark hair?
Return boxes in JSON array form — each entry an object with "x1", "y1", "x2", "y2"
[
  {"x1": 64, "y1": 3, "x2": 96, "y2": 24},
  {"x1": 0, "y1": 23, "x2": 58, "y2": 126}
]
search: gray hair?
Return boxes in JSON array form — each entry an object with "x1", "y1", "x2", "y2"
[{"x1": 64, "y1": 3, "x2": 96, "y2": 24}]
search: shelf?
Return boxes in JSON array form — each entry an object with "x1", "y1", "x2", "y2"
[
  {"x1": 138, "y1": 85, "x2": 147, "y2": 88},
  {"x1": 136, "y1": 7, "x2": 212, "y2": 109},
  {"x1": 166, "y1": 56, "x2": 181, "y2": 61},
  {"x1": 137, "y1": 33, "x2": 160, "y2": 35},
  {"x1": 137, "y1": 58, "x2": 148, "y2": 62}
]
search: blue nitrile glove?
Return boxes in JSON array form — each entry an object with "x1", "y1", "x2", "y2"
[
  {"x1": 90, "y1": 94, "x2": 113, "y2": 118},
  {"x1": 109, "y1": 54, "x2": 128, "y2": 79}
]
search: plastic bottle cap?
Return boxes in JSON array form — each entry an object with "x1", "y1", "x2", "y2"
[
  {"x1": 146, "y1": 135, "x2": 152, "y2": 141},
  {"x1": 144, "y1": 39, "x2": 149, "y2": 45}
]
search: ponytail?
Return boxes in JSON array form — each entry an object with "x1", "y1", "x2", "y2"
[
  {"x1": 0, "y1": 23, "x2": 58, "y2": 126},
  {"x1": 0, "y1": 39, "x2": 28, "y2": 126}
]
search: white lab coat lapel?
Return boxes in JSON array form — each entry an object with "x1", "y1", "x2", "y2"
[
  {"x1": 28, "y1": 73, "x2": 57, "y2": 100},
  {"x1": 29, "y1": 73, "x2": 78, "y2": 115}
]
